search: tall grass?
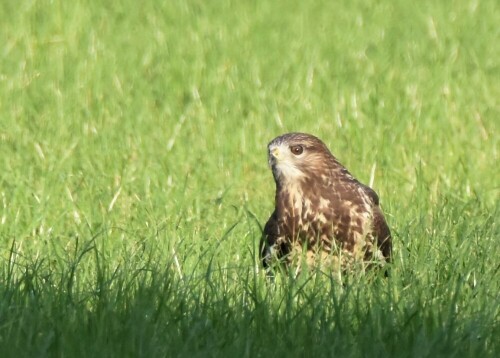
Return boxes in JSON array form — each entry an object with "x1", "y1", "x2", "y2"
[{"x1": 1, "y1": 0, "x2": 498, "y2": 356}]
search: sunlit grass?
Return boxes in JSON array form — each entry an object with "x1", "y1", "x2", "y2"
[{"x1": 0, "y1": 0, "x2": 499, "y2": 356}]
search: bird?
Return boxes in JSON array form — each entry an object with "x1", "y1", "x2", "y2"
[{"x1": 260, "y1": 132, "x2": 391, "y2": 277}]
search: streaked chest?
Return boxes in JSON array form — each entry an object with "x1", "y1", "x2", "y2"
[{"x1": 276, "y1": 181, "x2": 373, "y2": 240}]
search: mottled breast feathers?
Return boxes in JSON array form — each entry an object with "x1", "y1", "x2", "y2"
[{"x1": 260, "y1": 132, "x2": 392, "y2": 276}]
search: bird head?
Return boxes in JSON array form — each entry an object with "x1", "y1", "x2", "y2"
[{"x1": 268, "y1": 132, "x2": 335, "y2": 185}]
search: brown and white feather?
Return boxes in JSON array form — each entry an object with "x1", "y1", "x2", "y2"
[{"x1": 260, "y1": 133, "x2": 391, "y2": 275}]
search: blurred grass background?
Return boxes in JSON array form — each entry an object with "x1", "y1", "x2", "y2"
[{"x1": 0, "y1": 0, "x2": 498, "y2": 356}]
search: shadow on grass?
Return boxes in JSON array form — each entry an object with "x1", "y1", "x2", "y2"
[{"x1": 1, "y1": 205, "x2": 498, "y2": 358}]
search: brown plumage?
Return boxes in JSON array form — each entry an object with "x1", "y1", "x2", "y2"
[{"x1": 260, "y1": 132, "x2": 391, "y2": 276}]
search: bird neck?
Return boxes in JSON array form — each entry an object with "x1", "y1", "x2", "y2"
[{"x1": 275, "y1": 182, "x2": 305, "y2": 216}]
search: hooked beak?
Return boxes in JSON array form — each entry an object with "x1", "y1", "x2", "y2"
[{"x1": 268, "y1": 146, "x2": 280, "y2": 167}]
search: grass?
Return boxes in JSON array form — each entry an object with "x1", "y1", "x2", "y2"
[{"x1": 1, "y1": 0, "x2": 499, "y2": 356}]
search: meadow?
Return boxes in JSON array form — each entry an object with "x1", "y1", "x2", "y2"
[{"x1": 0, "y1": 0, "x2": 499, "y2": 356}]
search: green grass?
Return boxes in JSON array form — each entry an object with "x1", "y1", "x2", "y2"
[{"x1": 1, "y1": 0, "x2": 499, "y2": 356}]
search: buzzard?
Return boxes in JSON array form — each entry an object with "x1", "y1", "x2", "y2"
[{"x1": 260, "y1": 132, "x2": 391, "y2": 276}]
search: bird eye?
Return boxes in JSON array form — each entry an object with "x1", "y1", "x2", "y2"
[{"x1": 290, "y1": 145, "x2": 303, "y2": 155}]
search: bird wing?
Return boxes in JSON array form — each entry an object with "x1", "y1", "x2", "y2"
[
  {"x1": 373, "y1": 205, "x2": 392, "y2": 261},
  {"x1": 260, "y1": 210, "x2": 280, "y2": 268},
  {"x1": 335, "y1": 176, "x2": 391, "y2": 261}
]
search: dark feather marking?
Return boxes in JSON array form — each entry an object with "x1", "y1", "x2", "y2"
[{"x1": 373, "y1": 206, "x2": 392, "y2": 260}]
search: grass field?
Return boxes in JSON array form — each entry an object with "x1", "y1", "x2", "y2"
[{"x1": 1, "y1": 0, "x2": 499, "y2": 356}]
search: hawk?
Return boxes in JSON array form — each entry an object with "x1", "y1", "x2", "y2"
[{"x1": 260, "y1": 132, "x2": 391, "y2": 276}]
